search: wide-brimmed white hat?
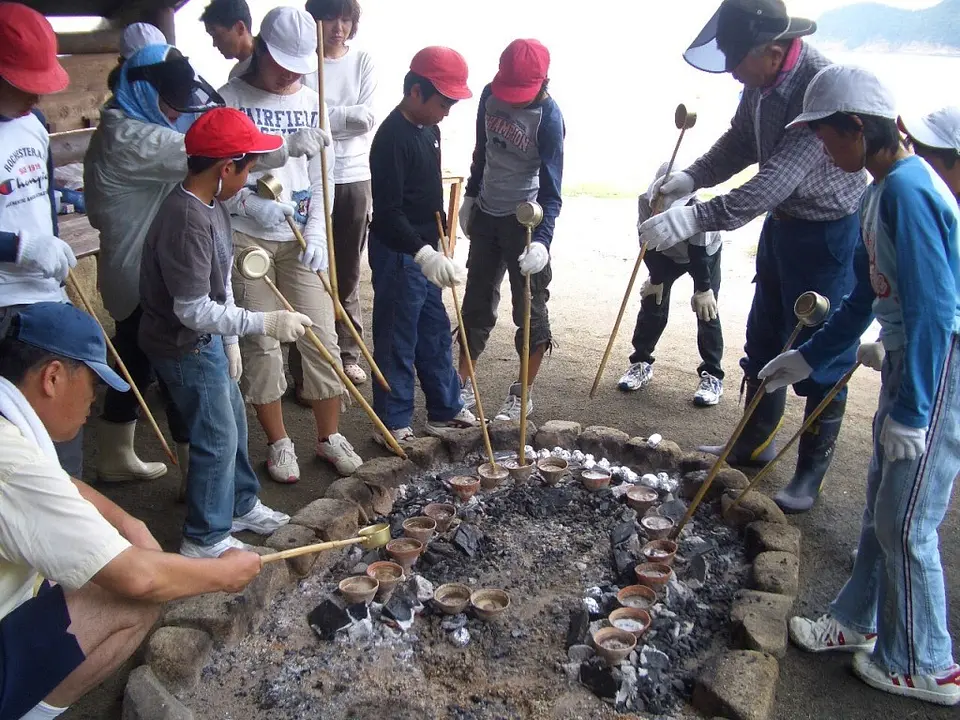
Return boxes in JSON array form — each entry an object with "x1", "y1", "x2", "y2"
[
  {"x1": 260, "y1": 7, "x2": 318, "y2": 75},
  {"x1": 786, "y1": 64, "x2": 897, "y2": 130},
  {"x1": 900, "y1": 106, "x2": 960, "y2": 152}
]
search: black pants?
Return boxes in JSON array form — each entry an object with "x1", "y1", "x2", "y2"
[
  {"x1": 628, "y1": 248, "x2": 724, "y2": 379},
  {"x1": 101, "y1": 305, "x2": 190, "y2": 443}
]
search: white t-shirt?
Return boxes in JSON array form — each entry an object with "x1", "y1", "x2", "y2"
[
  {"x1": 302, "y1": 49, "x2": 376, "y2": 185},
  {"x1": 0, "y1": 418, "x2": 131, "y2": 619},
  {"x1": 229, "y1": 56, "x2": 251, "y2": 81},
  {"x1": 0, "y1": 113, "x2": 66, "y2": 308},
  {"x1": 218, "y1": 78, "x2": 333, "y2": 245}
]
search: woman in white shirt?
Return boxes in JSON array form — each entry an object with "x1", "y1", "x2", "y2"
[{"x1": 219, "y1": 6, "x2": 363, "y2": 482}]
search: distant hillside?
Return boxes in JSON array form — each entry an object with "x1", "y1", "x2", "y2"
[{"x1": 817, "y1": 0, "x2": 960, "y2": 53}]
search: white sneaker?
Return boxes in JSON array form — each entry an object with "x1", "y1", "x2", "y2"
[
  {"x1": 374, "y1": 426, "x2": 416, "y2": 449},
  {"x1": 853, "y1": 652, "x2": 960, "y2": 707},
  {"x1": 344, "y1": 363, "x2": 367, "y2": 385},
  {"x1": 617, "y1": 362, "x2": 653, "y2": 392},
  {"x1": 231, "y1": 499, "x2": 290, "y2": 535},
  {"x1": 693, "y1": 371, "x2": 724, "y2": 407},
  {"x1": 460, "y1": 377, "x2": 476, "y2": 410},
  {"x1": 317, "y1": 433, "x2": 363, "y2": 475},
  {"x1": 425, "y1": 408, "x2": 480, "y2": 436},
  {"x1": 266, "y1": 437, "x2": 300, "y2": 484},
  {"x1": 494, "y1": 383, "x2": 532, "y2": 421},
  {"x1": 789, "y1": 614, "x2": 877, "y2": 653},
  {"x1": 179, "y1": 534, "x2": 250, "y2": 558}
]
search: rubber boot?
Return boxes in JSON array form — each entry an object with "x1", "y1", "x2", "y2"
[
  {"x1": 774, "y1": 394, "x2": 846, "y2": 514},
  {"x1": 96, "y1": 420, "x2": 168, "y2": 482},
  {"x1": 699, "y1": 378, "x2": 786, "y2": 467},
  {"x1": 175, "y1": 442, "x2": 190, "y2": 503}
]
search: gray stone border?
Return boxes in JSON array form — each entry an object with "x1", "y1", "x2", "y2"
[{"x1": 122, "y1": 421, "x2": 800, "y2": 720}]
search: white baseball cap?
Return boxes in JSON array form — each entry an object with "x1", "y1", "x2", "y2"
[
  {"x1": 120, "y1": 22, "x2": 167, "y2": 59},
  {"x1": 260, "y1": 7, "x2": 318, "y2": 75},
  {"x1": 786, "y1": 64, "x2": 897, "y2": 130},
  {"x1": 900, "y1": 106, "x2": 960, "y2": 152}
]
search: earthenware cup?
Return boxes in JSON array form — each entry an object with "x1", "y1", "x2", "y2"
[
  {"x1": 581, "y1": 468, "x2": 612, "y2": 492},
  {"x1": 592, "y1": 627, "x2": 637, "y2": 665},
  {"x1": 338, "y1": 575, "x2": 379, "y2": 605},
  {"x1": 626, "y1": 486, "x2": 659, "y2": 513},
  {"x1": 616, "y1": 584, "x2": 657, "y2": 610},
  {"x1": 402, "y1": 516, "x2": 437, "y2": 544},
  {"x1": 635, "y1": 562, "x2": 675, "y2": 591},
  {"x1": 424, "y1": 503, "x2": 457, "y2": 532},
  {"x1": 449, "y1": 475, "x2": 481, "y2": 502},
  {"x1": 537, "y1": 457, "x2": 568, "y2": 486},
  {"x1": 502, "y1": 458, "x2": 536, "y2": 485},
  {"x1": 365, "y1": 561, "x2": 404, "y2": 602},
  {"x1": 608, "y1": 607, "x2": 652, "y2": 640},
  {"x1": 640, "y1": 514, "x2": 675, "y2": 540},
  {"x1": 386, "y1": 538, "x2": 424, "y2": 574},
  {"x1": 433, "y1": 583, "x2": 472, "y2": 615},
  {"x1": 641, "y1": 539, "x2": 678, "y2": 567},
  {"x1": 470, "y1": 588, "x2": 510, "y2": 621}
]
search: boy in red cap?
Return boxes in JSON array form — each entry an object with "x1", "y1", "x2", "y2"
[
  {"x1": 367, "y1": 47, "x2": 479, "y2": 445},
  {"x1": 138, "y1": 107, "x2": 314, "y2": 558},
  {"x1": 457, "y1": 39, "x2": 565, "y2": 422}
]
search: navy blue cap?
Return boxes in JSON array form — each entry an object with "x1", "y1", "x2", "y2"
[{"x1": 11, "y1": 302, "x2": 129, "y2": 392}]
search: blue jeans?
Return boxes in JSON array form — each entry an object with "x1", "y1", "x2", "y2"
[
  {"x1": 743, "y1": 213, "x2": 859, "y2": 398},
  {"x1": 830, "y1": 334, "x2": 960, "y2": 675},
  {"x1": 368, "y1": 234, "x2": 462, "y2": 430},
  {"x1": 152, "y1": 336, "x2": 260, "y2": 546}
]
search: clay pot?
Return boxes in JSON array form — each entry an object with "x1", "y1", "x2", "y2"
[
  {"x1": 592, "y1": 626, "x2": 637, "y2": 665},
  {"x1": 424, "y1": 503, "x2": 456, "y2": 532},
  {"x1": 385, "y1": 538, "x2": 424, "y2": 574},
  {"x1": 338, "y1": 575, "x2": 379, "y2": 605},
  {"x1": 626, "y1": 486, "x2": 659, "y2": 513},
  {"x1": 503, "y1": 458, "x2": 536, "y2": 485},
  {"x1": 478, "y1": 462, "x2": 509, "y2": 489},
  {"x1": 433, "y1": 583, "x2": 472, "y2": 615},
  {"x1": 470, "y1": 588, "x2": 510, "y2": 621},
  {"x1": 640, "y1": 514, "x2": 675, "y2": 540},
  {"x1": 616, "y1": 584, "x2": 657, "y2": 610},
  {"x1": 449, "y1": 476, "x2": 481, "y2": 502},
  {"x1": 581, "y1": 468, "x2": 612, "y2": 492},
  {"x1": 365, "y1": 561, "x2": 404, "y2": 602},
  {"x1": 402, "y1": 516, "x2": 437, "y2": 544},
  {"x1": 642, "y1": 539, "x2": 678, "y2": 566},
  {"x1": 537, "y1": 457, "x2": 568, "y2": 485},
  {"x1": 608, "y1": 607, "x2": 652, "y2": 640},
  {"x1": 635, "y1": 562, "x2": 675, "y2": 591}
]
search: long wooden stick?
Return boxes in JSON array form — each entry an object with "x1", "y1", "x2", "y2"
[
  {"x1": 724, "y1": 363, "x2": 861, "y2": 515},
  {"x1": 435, "y1": 212, "x2": 496, "y2": 468},
  {"x1": 671, "y1": 321, "x2": 806, "y2": 538},
  {"x1": 651, "y1": 125, "x2": 688, "y2": 216},
  {"x1": 262, "y1": 535, "x2": 365, "y2": 563},
  {"x1": 259, "y1": 275, "x2": 407, "y2": 460},
  {"x1": 285, "y1": 216, "x2": 390, "y2": 392},
  {"x1": 315, "y1": 21, "x2": 339, "y2": 301},
  {"x1": 67, "y1": 274, "x2": 177, "y2": 466},
  {"x1": 518, "y1": 226, "x2": 533, "y2": 466}
]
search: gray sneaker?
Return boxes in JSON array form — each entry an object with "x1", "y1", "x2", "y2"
[
  {"x1": 693, "y1": 371, "x2": 723, "y2": 406},
  {"x1": 617, "y1": 362, "x2": 653, "y2": 391},
  {"x1": 495, "y1": 382, "x2": 532, "y2": 421}
]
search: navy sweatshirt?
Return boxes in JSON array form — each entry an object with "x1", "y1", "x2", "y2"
[
  {"x1": 465, "y1": 84, "x2": 564, "y2": 248},
  {"x1": 369, "y1": 107, "x2": 446, "y2": 256}
]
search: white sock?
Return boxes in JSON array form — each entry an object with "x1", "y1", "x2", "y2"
[{"x1": 19, "y1": 702, "x2": 67, "y2": 719}]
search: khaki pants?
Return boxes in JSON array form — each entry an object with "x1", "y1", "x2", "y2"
[{"x1": 232, "y1": 231, "x2": 343, "y2": 404}]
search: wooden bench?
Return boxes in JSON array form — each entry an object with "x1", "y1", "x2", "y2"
[{"x1": 59, "y1": 213, "x2": 100, "y2": 260}]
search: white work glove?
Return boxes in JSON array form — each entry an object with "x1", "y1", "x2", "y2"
[
  {"x1": 224, "y1": 341, "x2": 243, "y2": 381},
  {"x1": 638, "y1": 205, "x2": 701, "y2": 252},
  {"x1": 17, "y1": 231, "x2": 77, "y2": 283},
  {"x1": 414, "y1": 245, "x2": 461, "y2": 288},
  {"x1": 758, "y1": 349, "x2": 813, "y2": 392},
  {"x1": 286, "y1": 127, "x2": 333, "y2": 159},
  {"x1": 262, "y1": 310, "x2": 313, "y2": 343},
  {"x1": 691, "y1": 289, "x2": 718, "y2": 322},
  {"x1": 639, "y1": 278, "x2": 663, "y2": 305},
  {"x1": 518, "y1": 241, "x2": 549, "y2": 276},
  {"x1": 880, "y1": 415, "x2": 927, "y2": 462},
  {"x1": 458, "y1": 196, "x2": 476, "y2": 238},
  {"x1": 650, "y1": 171, "x2": 695, "y2": 206},
  {"x1": 240, "y1": 189, "x2": 295, "y2": 229},
  {"x1": 857, "y1": 341, "x2": 885, "y2": 372},
  {"x1": 300, "y1": 229, "x2": 328, "y2": 273}
]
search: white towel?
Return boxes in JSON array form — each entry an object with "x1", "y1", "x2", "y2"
[{"x1": 0, "y1": 376, "x2": 57, "y2": 461}]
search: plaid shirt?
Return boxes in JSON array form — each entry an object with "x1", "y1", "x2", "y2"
[{"x1": 687, "y1": 43, "x2": 867, "y2": 232}]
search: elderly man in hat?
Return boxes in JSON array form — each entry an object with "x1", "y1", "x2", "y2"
[{"x1": 639, "y1": 0, "x2": 867, "y2": 513}]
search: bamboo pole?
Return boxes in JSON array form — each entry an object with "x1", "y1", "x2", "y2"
[
  {"x1": 315, "y1": 20, "x2": 339, "y2": 300},
  {"x1": 518, "y1": 225, "x2": 533, "y2": 466}
]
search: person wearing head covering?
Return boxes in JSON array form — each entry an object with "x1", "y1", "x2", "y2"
[
  {"x1": 455, "y1": 39, "x2": 564, "y2": 423},
  {"x1": 760, "y1": 65, "x2": 960, "y2": 706},
  {"x1": 218, "y1": 6, "x2": 362, "y2": 482},
  {"x1": 367, "y1": 47, "x2": 478, "y2": 446},
  {"x1": 107, "y1": 22, "x2": 168, "y2": 93},
  {"x1": 901, "y1": 106, "x2": 960, "y2": 201},
  {"x1": 616, "y1": 163, "x2": 725, "y2": 406},
  {"x1": 641, "y1": 0, "x2": 868, "y2": 514}
]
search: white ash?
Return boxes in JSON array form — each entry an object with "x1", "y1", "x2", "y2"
[{"x1": 582, "y1": 597, "x2": 601, "y2": 615}]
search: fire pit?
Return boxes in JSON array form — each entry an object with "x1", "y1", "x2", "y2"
[{"x1": 129, "y1": 422, "x2": 803, "y2": 720}]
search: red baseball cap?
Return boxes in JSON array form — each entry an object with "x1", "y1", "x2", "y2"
[
  {"x1": 491, "y1": 39, "x2": 549, "y2": 104},
  {"x1": 410, "y1": 46, "x2": 472, "y2": 101},
  {"x1": 185, "y1": 108, "x2": 284, "y2": 158},
  {"x1": 0, "y1": 3, "x2": 69, "y2": 95}
]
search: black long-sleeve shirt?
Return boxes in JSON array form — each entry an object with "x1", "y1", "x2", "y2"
[{"x1": 369, "y1": 107, "x2": 446, "y2": 256}]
